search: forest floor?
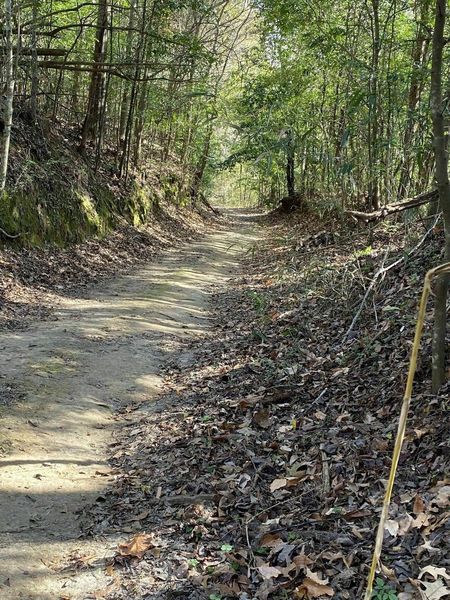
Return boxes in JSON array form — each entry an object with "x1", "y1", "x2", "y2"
[{"x1": 0, "y1": 207, "x2": 448, "y2": 600}]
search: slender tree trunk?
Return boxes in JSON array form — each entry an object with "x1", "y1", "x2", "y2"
[
  {"x1": 0, "y1": 0, "x2": 15, "y2": 192},
  {"x1": 119, "y1": 0, "x2": 137, "y2": 144},
  {"x1": 72, "y1": 67, "x2": 80, "y2": 120},
  {"x1": 30, "y1": 0, "x2": 39, "y2": 120},
  {"x1": 398, "y1": 0, "x2": 432, "y2": 198},
  {"x1": 79, "y1": 0, "x2": 109, "y2": 153},
  {"x1": 95, "y1": 70, "x2": 111, "y2": 171},
  {"x1": 286, "y1": 129, "x2": 295, "y2": 197},
  {"x1": 119, "y1": 0, "x2": 150, "y2": 177},
  {"x1": 368, "y1": 0, "x2": 380, "y2": 210},
  {"x1": 430, "y1": 0, "x2": 450, "y2": 392},
  {"x1": 132, "y1": 75, "x2": 149, "y2": 165},
  {"x1": 190, "y1": 118, "x2": 214, "y2": 202}
]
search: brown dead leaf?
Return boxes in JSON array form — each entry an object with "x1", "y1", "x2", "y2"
[
  {"x1": 105, "y1": 564, "x2": 115, "y2": 576},
  {"x1": 253, "y1": 409, "x2": 271, "y2": 428},
  {"x1": 415, "y1": 579, "x2": 450, "y2": 600},
  {"x1": 238, "y1": 395, "x2": 261, "y2": 409},
  {"x1": 373, "y1": 438, "x2": 389, "y2": 451},
  {"x1": 297, "y1": 579, "x2": 334, "y2": 598},
  {"x1": 423, "y1": 512, "x2": 450, "y2": 534},
  {"x1": 257, "y1": 564, "x2": 282, "y2": 580},
  {"x1": 270, "y1": 478, "x2": 287, "y2": 492},
  {"x1": 117, "y1": 533, "x2": 156, "y2": 559},
  {"x1": 411, "y1": 512, "x2": 430, "y2": 529},
  {"x1": 259, "y1": 532, "x2": 283, "y2": 547},
  {"x1": 385, "y1": 519, "x2": 399, "y2": 537},
  {"x1": 413, "y1": 566, "x2": 450, "y2": 600},
  {"x1": 293, "y1": 551, "x2": 314, "y2": 569},
  {"x1": 419, "y1": 566, "x2": 450, "y2": 581},
  {"x1": 397, "y1": 514, "x2": 414, "y2": 535},
  {"x1": 413, "y1": 495, "x2": 426, "y2": 515},
  {"x1": 295, "y1": 568, "x2": 335, "y2": 598},
  {"x1": 269, "y1": 477, "x2": 301, "y2": 493},
  {"x1": 343, "y1": 508, "x2": 371, "y2": 520},
  {"x1": 433, "y1": 485, "x2": 450, "y2": 509},
  {"x1": 314, "y1": 410, "x2": 327, "y2": 421}
]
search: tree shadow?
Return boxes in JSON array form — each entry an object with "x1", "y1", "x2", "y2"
[{"x1": 0, "y1": 210, "x2": 262, "y2": 599}]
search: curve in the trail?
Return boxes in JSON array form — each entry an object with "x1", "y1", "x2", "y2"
[{"x1": 0, "y1": 209, "x2": 260, "y2": 600}]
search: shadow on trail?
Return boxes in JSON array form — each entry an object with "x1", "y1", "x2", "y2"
[{"x1": 0, "y1": 209, "x2": 262, "y2": 599}]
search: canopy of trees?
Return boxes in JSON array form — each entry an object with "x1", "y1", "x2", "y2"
[
  {"x1": 217, "y1": 0, "x2": 449, "y2": 213},
  {"x1": 0, "y1": 0, "x2": 252, "y2": 194}
]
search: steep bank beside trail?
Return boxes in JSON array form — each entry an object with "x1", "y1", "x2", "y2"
[
  {"x1": 1, "y1": 109, "x2": 198, "y2": 249},
  {"x1": 0, "y1": 209, "x2": 260, "y2": 600},
  {"x1": 0, "y1": 107, "x2": 222, "y2": 330},
  {"x1": 95, "y1": 212, "x2": 449, "y2": 600}
]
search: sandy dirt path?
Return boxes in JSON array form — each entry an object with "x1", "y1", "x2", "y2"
[{"x1": 0, "y1": 210, "x2": 259, "y2": 600}]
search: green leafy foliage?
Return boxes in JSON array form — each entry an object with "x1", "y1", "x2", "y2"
[
  {"x1": 372, "y1": 578, "x2": 398, "y2": 600},
  {"x1": 212, "y1": 0, "x2": 437, "y2": 211}
]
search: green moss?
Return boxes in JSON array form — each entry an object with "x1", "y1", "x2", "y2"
[
  {"x1": 0, "y1": 189, "x2": 49, "y2": 246},
  {"x1": 80, "y1": 193, "x2": 101, "y2": 228},
  {"x1": 125, "y1": 182, "x2": 157, "y2": 226},
  {"x1": 91, "y1": 183, "x2": 117, "y2": 232},
  {"x1": 0, "y1": 191, "x2": 19, "y2": 236},
  {"x1": 0, "y1": 185, "x2": 115, "y2": 247},
  {"x1": 0, "y1": 168, "x2": 185, "y2": 248}
]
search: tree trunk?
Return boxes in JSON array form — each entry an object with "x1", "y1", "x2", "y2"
[
  {"x1": 30, "y1": 0, "x2": 38, "y2": 120},
  {"x1": 79, "y1": 0, "x2": 109, "y2": 153},
  {"x1": 367, "y1": 0, "x2": 380, "y2": 210},
  {"x1": 286, "y1": 129, "x2": 295, "y2": 197},
  {"x1": 190, "y1": 119, "x2": 214, "y2": 203},
  {"x1": 0, "y1": 0, "x2": 15, "y2": 192},
  {"x1": 118, "y1": 0, "x2": 137, "y2": 144},
  {"x1": 71, "y1": 63, "x2": 80, "y2": 120},
  {"x1": 398, "y1": 0, "x2": 432, "y2": 198},
  {"x1": 132, "y1": 76, "x2": 149, "y2": 166},
  {"x1": 430, "y1": 0, "x2": 450, "y2": 392},
  {"x1": 119, "y1": 0, "x2": 150, "y2": 177}
]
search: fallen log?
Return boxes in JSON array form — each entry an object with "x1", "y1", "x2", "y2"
[{"x1": 345, "y1": 189, "x2": 439, "y2": 223}]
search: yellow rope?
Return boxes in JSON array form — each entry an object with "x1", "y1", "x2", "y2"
[{"x1": 364, "y1": 261, "x2": 450, "y2": 600}]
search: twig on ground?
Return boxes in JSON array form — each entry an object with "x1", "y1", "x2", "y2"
[
  {"x1": 0, "y1": 227, "x2": 22, "y2": 239},
  {"x1": 321, "y1": 450, "x2": 330, "y2": 498}
]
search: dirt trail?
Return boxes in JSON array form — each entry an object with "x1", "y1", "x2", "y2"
[{"x1": 0, "y1": 209, "x2": 260, "y2": 600}]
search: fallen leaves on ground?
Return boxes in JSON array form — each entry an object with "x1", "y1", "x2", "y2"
[
  {"x1": 117, "y1": 533, "x2": 157, "y2": 560},
  {"x1": 85, "y1": 212, "x2": 449, "y2": 599},
  {"x1": 295, "y1": 568, "x2": 335, "y2": 598}
]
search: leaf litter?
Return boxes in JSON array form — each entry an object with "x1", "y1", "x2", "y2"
[{"x1": 86, "y1": 212, "x2": 449, "y2": 599}]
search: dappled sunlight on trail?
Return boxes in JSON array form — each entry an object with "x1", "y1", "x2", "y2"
[{"x1": 0, "y1": 209, "x2": 261, "y2": 599}]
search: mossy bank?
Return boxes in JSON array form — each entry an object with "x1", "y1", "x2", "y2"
[{"x1": 0, "y1": 111, "x2": 192, "y2": 248}]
